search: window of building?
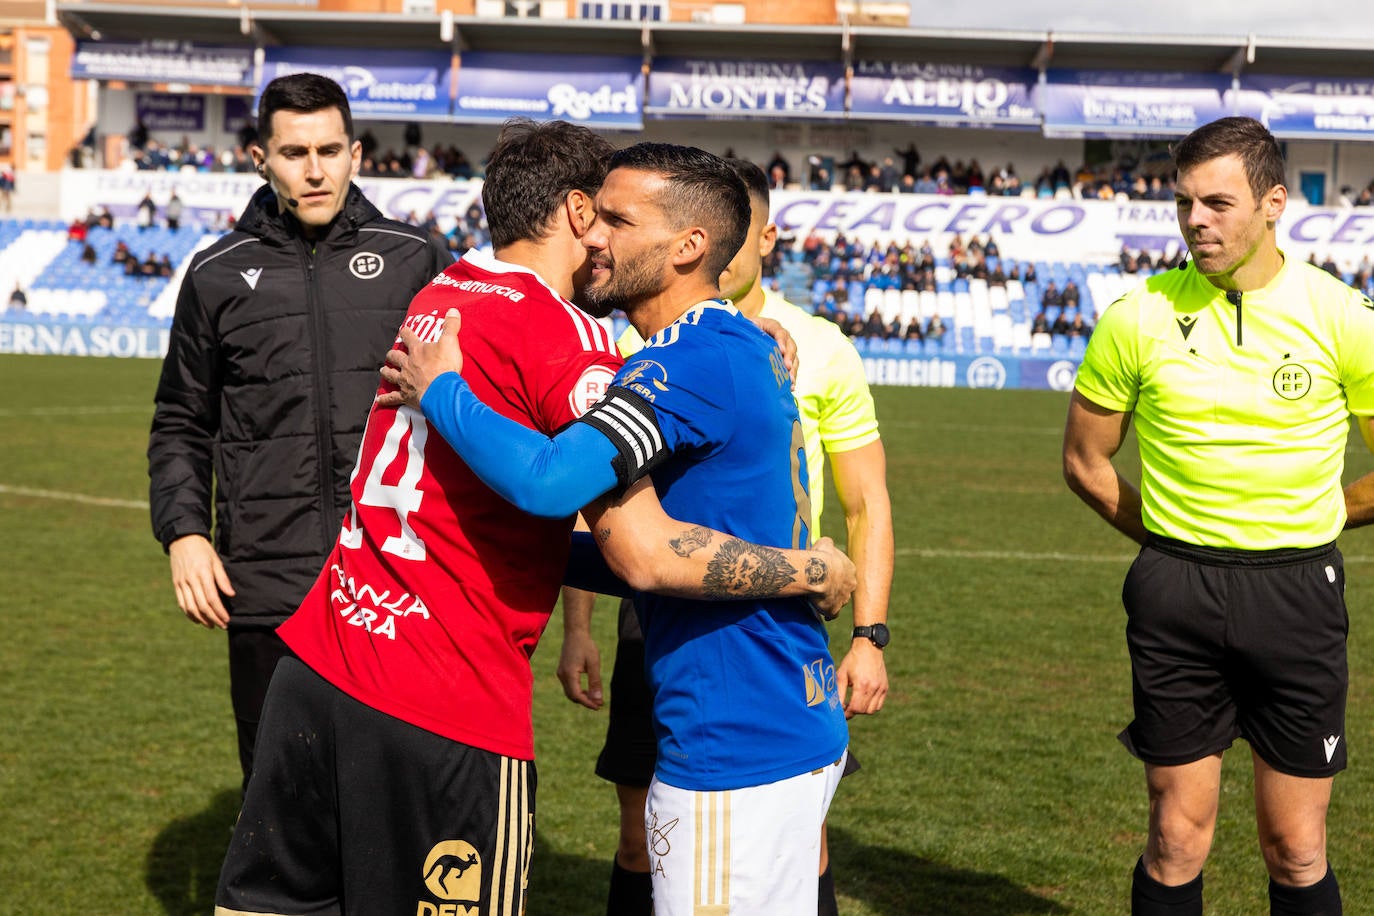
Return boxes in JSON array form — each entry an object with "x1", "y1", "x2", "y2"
[{"x1": 579, "y1": 1, "x2": 667, "y2": 21}]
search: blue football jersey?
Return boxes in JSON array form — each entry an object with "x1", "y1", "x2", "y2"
[{"x1": 616, "y1": 300, "x2": 849, "y2": 792}]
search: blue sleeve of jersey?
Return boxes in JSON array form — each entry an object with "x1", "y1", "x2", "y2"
[
  {"x1": 617, "y1": 335, "x2": 736, "y2": 456},
  {"x1": 419, "y1": 372, "x2": 621, "y2": 518},
  {"x1": 563, "y1": 530, "x2": 634, "y2": 598}
]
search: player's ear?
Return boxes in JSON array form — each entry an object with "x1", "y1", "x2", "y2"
[
  {"x1": 759, "y1": 222, "x2": 779, "y2": 259},
  {"x1": 671, "y1": 226, "x2": 708, "y2": 269},
  {"x1": 566, "y1": 189, "x2": 594, "y2": 237},
  {"x1": 1263, "y1": 183, "x2": 1287, "y2": 224}
]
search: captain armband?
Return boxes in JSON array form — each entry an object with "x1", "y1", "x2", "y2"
[{"x1": 575, "y1": 386, "x2": 670, "y2": 488}]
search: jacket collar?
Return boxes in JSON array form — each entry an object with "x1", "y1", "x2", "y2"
[{"x1": 234, "y1": 182, "x2": 383, "y2": 247}]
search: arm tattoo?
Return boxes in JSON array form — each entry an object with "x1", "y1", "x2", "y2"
[
  {"x1": 669, "y1": 525, "x2": 712, "y2": 558},
  {"x1": 597, "y1": 527, "x2": 611, "y2": 544},
  {"x1": 702, "y1": 539, "x2": 798, "y2": 599},
  {"x1": 805, "y1": 557, "x2": 827, "y2": 586}
]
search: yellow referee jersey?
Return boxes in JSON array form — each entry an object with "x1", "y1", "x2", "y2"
[
  {"x1": 1076, "y1": 254, "x2": 1374, "y2": 549},
  {"x1": 616, "y1": 289, "x2": 880, "y2": 534}
]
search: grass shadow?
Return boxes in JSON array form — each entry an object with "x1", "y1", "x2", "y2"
[
  {"x1": 525, "y1": 827, "x2": 614, "y2": 915},
  {"x1": 145, "y1": 788, "x2": 240, "y2": 916},
  {"x1": 830, "y1": 826, "x2": 1071, "y2": 915}
]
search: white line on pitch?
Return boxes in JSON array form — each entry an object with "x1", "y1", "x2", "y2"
[
  {"x1": 0, "y1": 405, "x2": 148, "y2": 417},
  {"x1": 0, "y1": 483, "x2": 147, "y2": 510}
]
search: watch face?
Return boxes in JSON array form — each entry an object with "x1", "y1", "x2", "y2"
[{"x1": 870, "y1": 623, "x2": 890, "y2": 648}]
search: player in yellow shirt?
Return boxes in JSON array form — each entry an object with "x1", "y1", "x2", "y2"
[
  {"x1": 1064, "y1": 116, "x2": 1374, "y2": 915},
  {"x1": 558, "y1": 158, "x2": 894, "y2": 916}
]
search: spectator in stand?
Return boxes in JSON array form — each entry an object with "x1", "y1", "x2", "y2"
[
  {"x1": 988, "y1": 261, "x2": 1009, "y2": 287},
  {"x1": 137, "y1": 192, "x2": 156, "y2": 231},
  {"x1": 1021, "y1": 262, "x2": 1038, "y2": 283},
  {"x1": 879, "y1": 157, "x2": 899, "y2": 192},
  {"x1": 766, "y1": 150, "x2": 791, "y2": 186},
  {"x1": 123, "y1": 255, "x2": 140, "y2": 277},
  {"x1": 810, "y1": 166, "x2": 832, "y2": 191},
  {"x1": 926, "y1": 314, "x2": 947, "y2": 341},
  {"x1": 1121, "y1": 244, "x2": 1138, "y2": 274},
  {"x1": 896, "y1": 173, "x2": 916, "y2": 193},
  {"x1": 966, "y1": 159, "x2": 985, "y2": 193},
  {"x1": 0, "y1": 162, "x2": 14, "y2": 211},
  {"x1": 81, "y1": 243, "x2": 97, "y2": 265},
  {"x1": 1001, "y1": 166, "x2": 1023, "y2": 197},
  {"x1": 9, "y1": 283, "x2": 26, "y2": 309},
  {"x1": 894, "y1": 142, "x2": 920, "y2": 178},
  {"x1": 934, "y1": 170, "x2": 954, "y2": 196},
  {"x1": 1062, "y1": 280, "x2": 1081, "y2": 308},
  {"x1": 1066, "y1": 313, "x2": 1092, "y2": 339},
  {"x1": 1042, "y1": 281, "x2": 1064, "y2": 307},
  {"x1": 1031, "y1": 310, "x2": 1050, "y2": 335},
  {"x1": 166, "y1": 189, "x2": 185, "y2": 232},
  {"x1": 843, "y1": 163, "x2": 865, "y2": 192},
  {"x1": 1051, "y1": 310, "x2": 1072, "y2": 336},
  {"x1": 112, "y1": 240, "x2": 131, "y2": 266},
  {"x1": 129, "y1": 118, "x2": 149, "y2": 152},
  {"x1": 913, "y1": 169, "x2": 939, "y2": 194},
  {"x1": 985, "y1": 234, "x2": 1000, "y2": 259},
  {"x1": 140, "y1": 253, "x2": 160, "y2": 279},
  {"x1": 838, "y1": 150, "x2": 869, "y2": 180},
  {"x1": 1135, "y1": 250, "x2": 1154, "y2": 274},
  {"x1": 159, "y1": 253, "x2": 174, "y2": 278},
  {"x1": 67, "y1": 217, "x2": 89, "y2": 243},
  {"x1": 1321, "y1": 254, "x2": 1341, "y2": 278}
]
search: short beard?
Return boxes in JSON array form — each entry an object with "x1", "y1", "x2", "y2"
[{"x1": 582, "y1": 241, "x2": 671, "y2": 317}]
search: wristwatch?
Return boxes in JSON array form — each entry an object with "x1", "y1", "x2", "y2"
[{"x1": 852, "y1": 623, "x2": 890, "y2": 649}]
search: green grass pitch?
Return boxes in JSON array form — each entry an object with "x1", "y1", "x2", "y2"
[{"x1": 2, "y1": 352, "x2": 1372, "y2": 914}]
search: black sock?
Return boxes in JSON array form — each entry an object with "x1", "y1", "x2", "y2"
[
  {"x1": 606, "y1": 856, "x2": 653, "y2": 916},
  {"x1": 1270, "y1": 866, "x2": 1341, "y2": 916},
  {"x1": 817, "y1": 861, "x2": 838, "y2": 916},
  {"x1": 1131, "y1": 857, "x2": 1203, "y2": 916}
]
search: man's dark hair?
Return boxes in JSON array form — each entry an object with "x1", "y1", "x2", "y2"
[
  {"x1": 483, "y1": 118, "x2": 616, "y2": 250},
  {"x1": 609, "y1": 143, "x2": 750, "y2": 280},
  {"x1": 725, "y1": 158, "x2": 771, "y2": 213},
  {"x1": 1172, "y1": 116, "x2": 1285, "y2": 202},
  {"x1": 256, "y1": 72, "x2": 354, "y2": 144}
]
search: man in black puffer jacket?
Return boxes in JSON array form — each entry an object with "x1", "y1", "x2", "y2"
[{"x1": 148, "y1": 73, "x2": 452, "y2": 792}]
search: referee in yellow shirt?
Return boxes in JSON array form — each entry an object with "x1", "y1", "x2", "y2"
[
  {"x1": 559, "y1": 158, "x2": 894, "y2": 916},
  {"x1": 1064, "y1": 116, "x2": 1374, "y2": 915}
]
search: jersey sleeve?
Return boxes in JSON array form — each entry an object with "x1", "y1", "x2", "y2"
[
  {"x1": 815, "y1": 328, "x2": 881, "y2": 454},
  {"x1": 1074, "y1": 294, "x2": 1141, "y2": 413},
  {"x1": 1338, "y1": 290, "x2": 1374, "y2": 416}
]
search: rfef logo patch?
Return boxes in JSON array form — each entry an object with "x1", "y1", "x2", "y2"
[
  {"x1": 1273, "y1": 362, "x2": 1311, "y2": 400},
  {"x1": 569, "y1": 365, "x2": 615, "y2": 418},
  {"x1": 349, "y1": 251, "x2": 385, "y2": 279}
]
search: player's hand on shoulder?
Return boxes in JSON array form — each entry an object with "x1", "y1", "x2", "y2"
[
  {"x1": 556, "y1": 629, "x2": 604, "y2": 711},
  {"x1": 750, "y1": 316, "x2": 799, "y2": 386},
  {"x1": 167, "y1": 533, "x2": 233, "y2": 630},
  {"x1": 808, "y1": 536, "x2": 856, "y2": 621},
  {"x1": 377, "y1": 308, "x2": 464, "y2": 410}
]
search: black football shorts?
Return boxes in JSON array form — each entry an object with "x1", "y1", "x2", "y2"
[
  {"x1": 1119, "y1": 536, "x2": 1348, "y2": 778},
  {"x1": 216, "y1": 658, "x2": 535, "y2": 916}
]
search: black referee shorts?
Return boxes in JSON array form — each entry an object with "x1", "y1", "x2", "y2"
[
  {"x1": 1119, "y1": 537, "x2": 1348, "y2": 778},
  {"x1": 595, "y1": 598, "x2": 862, "y2": 787},
  {"x1": 216, "y1": 658, "x2": 535, "y2": 916}
]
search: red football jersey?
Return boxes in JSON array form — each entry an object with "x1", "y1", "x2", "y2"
[{"x1": 278, "y1": 250, "x2": 621, "y2": 759}]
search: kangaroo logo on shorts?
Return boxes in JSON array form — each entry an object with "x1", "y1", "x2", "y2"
[
  {"x1": 420, "y1": 839, "x2": 482, "y2": 909},
  {"x1": 349, "y1": 251, "x2": 385, "y2": 279}
]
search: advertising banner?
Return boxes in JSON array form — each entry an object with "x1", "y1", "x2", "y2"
[
  {"x1": 260, "y1": 48, "x2": 453, "y2": 121},
  {"x1": 72, "y1": 40, "x2": 255, "y2": 87},
  {"x1": 1039, "y1": 70, "x2": 1233, "y2": 138},
  {"x1": 135, "y1": 93, "x2": 206, "y2": 132},
  {"x1": 860, "y1": 351, "x2": 1082, "y2": 391},
  {"x1": 0, "y1": 320, "x2": 171, "y2": 359},
  {"x1": 454, "y1": 52, "x2": 642, "y2": 129},
  {"x1": 646, "y1": 57, "x2": 845, "y2": 119},
  {"x1": 850, "y1": 61, "x2": 1038, "y2": 128},
  {"x1": 1236, "y1": 75, "x2": 1374, "y2": 139}
]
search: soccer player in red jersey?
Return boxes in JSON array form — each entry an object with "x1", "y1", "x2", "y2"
[{"x1": 214, "y1": 119, "x2": 854, "y2": 916}]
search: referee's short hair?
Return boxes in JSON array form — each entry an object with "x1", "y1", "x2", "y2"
[
  {"x1": 257, "y1": 73, "x2": 354, "y2": 144},
  {"x1": 608, "y1": 143, "x2": 750, "y2": 280},
  {"x1": 1173, "y1": 116, "x2": 1285, "y2": 203},
  {"x1": 725, "y1": 158, "x2": 771, "y2": 213},
  {"x1": 483, "y1": 118, "x2": 616, "y2": 251}
]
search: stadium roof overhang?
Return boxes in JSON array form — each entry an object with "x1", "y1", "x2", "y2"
[{"x1": 53, "y1": 3, "x2": 1374, "y2": 79}]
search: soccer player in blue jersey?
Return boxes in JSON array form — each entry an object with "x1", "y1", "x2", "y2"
[{"x1": 381, "y1": 143, "x2": 849, "y2": 914}]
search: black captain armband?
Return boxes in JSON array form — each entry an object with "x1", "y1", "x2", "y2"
[{"x1": 575, "y1": 385, "x2": 670, "y2": 488}]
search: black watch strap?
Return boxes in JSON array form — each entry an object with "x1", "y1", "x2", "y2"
[{"x1": 852, "y1": 623, "x2": 890, "y2": 649}]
